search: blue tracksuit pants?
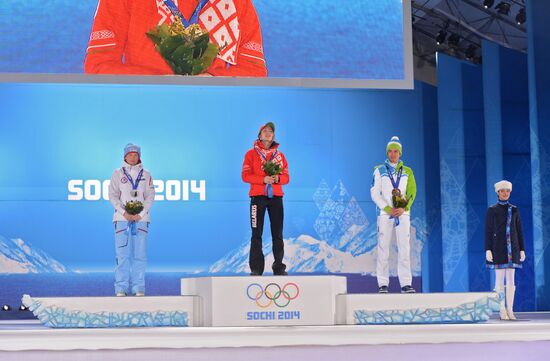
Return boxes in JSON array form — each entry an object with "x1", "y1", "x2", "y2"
[{"x1": 114, "y1": 221, "x2": 149, "y2": 294}]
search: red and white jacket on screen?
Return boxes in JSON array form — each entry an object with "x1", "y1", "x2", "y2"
[
  {"x1": 85, "y1": 0, "x2": 267, "y2": 77},
  {"x1": 242, "y1": 140, "x2": 290, "y2": 197}
]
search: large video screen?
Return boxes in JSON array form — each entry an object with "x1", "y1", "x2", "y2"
[{"x1": 0, "y1": 0, "x2": 413, "y2": 88}]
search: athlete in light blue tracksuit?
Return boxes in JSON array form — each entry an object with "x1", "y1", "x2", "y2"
[{"x1": 109, "y1": 143, "x2": 155, "y2": 296}]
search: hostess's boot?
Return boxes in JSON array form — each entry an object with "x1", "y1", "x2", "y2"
[
  {"x1": 506, "y1": 285, "x2": 517, "y2": 320},
  {"x1": 496, "y1": 286, "x2": 509, "y2": 320}
]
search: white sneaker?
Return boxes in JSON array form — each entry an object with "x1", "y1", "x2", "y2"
[
  {"x1": 135, "y1": 292, "x2": 145, "y2": 297},
  {"x1": 116, "y1": 292, "x2": 126, "y2": 297}
]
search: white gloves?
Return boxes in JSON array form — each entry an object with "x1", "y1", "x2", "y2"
[{"x1": 520, "y1": 250, "x2": 526, "y2": 262}]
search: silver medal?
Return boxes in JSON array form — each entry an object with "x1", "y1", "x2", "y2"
[{"x1": 131, "y1": 190, "x2": 138, "y2": 198}]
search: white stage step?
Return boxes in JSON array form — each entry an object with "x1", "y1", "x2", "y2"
[{"x1": 3, "y1": 315, "x2": 550, "y2": 352}]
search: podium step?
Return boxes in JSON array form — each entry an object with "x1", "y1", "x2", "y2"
[
  {"x1": 336, "y1": 292, "x2": 500, "y2": 324},
  {"x1": 21, "y1": 295, "x2": 201, "y2": 328}
]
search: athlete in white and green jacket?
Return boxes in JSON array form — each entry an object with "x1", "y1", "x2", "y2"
[{"x1": 370, "y1": 136, "x2": 416, "y2": 293}]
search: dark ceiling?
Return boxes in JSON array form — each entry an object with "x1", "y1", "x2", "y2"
[{"x1": 412, "y1": 0, "x2": 527, "y2": 67}]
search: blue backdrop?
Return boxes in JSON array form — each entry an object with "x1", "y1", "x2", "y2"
[
  {"x1": 0, "y1": 81, "x2": 430, "y2": 313},
  {"x1": 0, "y1": 82, "x2": 427, "y2": 270}
]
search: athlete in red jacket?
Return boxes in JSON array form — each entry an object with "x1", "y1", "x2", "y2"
[
  {"x1": 85, "y1": 0, "x2": 267, "y2": 76},
  {"x1": 242, "y1": 122, "x2": 289, "y2": 275}
]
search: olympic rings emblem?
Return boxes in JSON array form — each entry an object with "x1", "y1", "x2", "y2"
[{"x1": 246, "y1": 282, "x2": 300, "y2": 308}]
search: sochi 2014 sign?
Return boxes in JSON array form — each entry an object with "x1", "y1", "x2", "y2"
[
  {"x1": 67, "y1": 179, "x2": 206, "y2": 201},
  {"x1": 246, "y1": 282, "x2": 301, "y2": 321}
]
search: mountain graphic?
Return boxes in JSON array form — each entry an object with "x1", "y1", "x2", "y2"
[
  {"x1": 208, "y1": 231, "x2": 422, "y2": 275},
  {"x1": 0, "y1": 235, "x2": 69, "y2": 274},
  {"x1": 208, "y1": 179, "x2": 424, "y2": 275}
]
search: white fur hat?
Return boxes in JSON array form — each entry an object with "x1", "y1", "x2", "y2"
[{"x1": 494, "y1": 180, "x2": 512, "y2": 193}]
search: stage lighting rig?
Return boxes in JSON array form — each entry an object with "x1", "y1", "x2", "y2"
[
  {"x1": 516, "y1": 8, "x2": 526, "y2": 25},
  {"x1": 465, "y1": 44, "x2": 477, "y2": 60},
  {"x1": 495, "y1": 2, "x2": 511, "y2": 15},
  {"x1": 436, "y1": 30, "x2": 448, "y2": 45},
  {"x1": 483, "y1": 0, "x2": 495, "y2": 9},
  {"x1": 447, "y1": 34, "x2": 461, "y2": 47}
]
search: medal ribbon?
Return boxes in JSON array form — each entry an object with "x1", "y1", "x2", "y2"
[
  {"x1": 163, "y1": 0, "x2": 210, "y2": 27},
  {"x1": 122, "y1": 167, "x2": 144, "y2": 235},
  {"x1": 123, "y1": 167, "x2": 144, "y2": 192},
  {"x1": 125, "y1": 221, "x2": 138, "y2": 236},
  {"x1": 255, "y1": 148, "x2": 278, "y2": 198},
  {"x1": 386, "y1": 163, "x2": 403, "y2": 226}
]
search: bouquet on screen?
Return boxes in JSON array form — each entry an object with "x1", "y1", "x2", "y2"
[
  {"x1": 146, "y1": 19, "x2": 219, "y2": 75},
  {"x1": 124, "y1": 200, "x2": 144, "y2": 216},
  {"x1": 391, "y1": 188, "x2": 409, "y2": 209},
  {"x1": 262, "y1": 161, "x2": 282, "y2": 177}
]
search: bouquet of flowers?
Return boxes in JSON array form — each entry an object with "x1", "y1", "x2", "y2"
[
  {"x1": 146, "y1": 19, "x2": 219, "y2": 75},
  {"x1": 391, "y1": 188, "x2": 409, "y2": 209},
  {"x1": 262, "y1": 161, "x2": 282, "y2": 176},
  {"x1": 125, "y1": 200, "x2": 144, "y2": 216}
]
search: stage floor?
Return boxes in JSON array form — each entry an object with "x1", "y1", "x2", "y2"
[{"x1": 1, "y1": 313, "x2": 550, "y2": 351}]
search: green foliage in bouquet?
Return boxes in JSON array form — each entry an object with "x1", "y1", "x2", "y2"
[
  {"x1": 125, "y1": 201, "x2": 144, "y2": 215},
  {"x1": 262, "y1": 161, "x2": 282, "y2": 176},
  {"x1": 146, "y1": 20, "x2": 219, "y2": 75},
  {"x1": 391, "y1": 188, "x2": 409, "y2": 209}
]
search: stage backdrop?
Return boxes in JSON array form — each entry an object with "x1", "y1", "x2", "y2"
[
  {"x1": 0, "y1": 80, "x2": 430, "y2": 310},
  {"x1": 0, "y1": 0, "x2": 412, "y2": 87}
]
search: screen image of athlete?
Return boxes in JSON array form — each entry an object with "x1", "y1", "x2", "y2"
[{"x1": 85, "y1": 0, "x2": 267, "y2": 77}]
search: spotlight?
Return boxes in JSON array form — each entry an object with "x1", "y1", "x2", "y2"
[
  {"x1": 448, "y1": 34, "x2": 461, "y2": 47},
  {"x1": 19, "y1": 305, "x2": 28, "y2": 311},
  {"x1": 465, "y1": 44, "x2": 477, "y2": 60},
  {"x1": 2, "y1": 304, "x2": 11, "y2": 311},
  {"x1": 436, "y1": 30, "x2": 447, "y2": 45},
  {"x1": 516, "y1": 8, "x2": 526, "y2": 25},
  {"x1": 483, "y1": 0, "x2": 495, "y2": 8},
  {"x1": 495, "y1": 2, "x2": 511, "y2": 15}
]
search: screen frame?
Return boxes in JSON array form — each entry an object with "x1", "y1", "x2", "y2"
[{"x1": 0, "y1": 1, "x2": 413, "y2": 90}]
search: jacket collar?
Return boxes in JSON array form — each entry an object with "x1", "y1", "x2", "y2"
[
  {"x1": 122, "y1": 161, "x2": 143, "y2": 172},
  {"x1": 254, "y1": 139, "x2": 279, "y2": 151},
  {"x1": 385, "y1": 159, "x2": 403, "y2": 171}
]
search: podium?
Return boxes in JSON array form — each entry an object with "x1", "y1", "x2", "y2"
[
  {"x1": 181, "y1": 275, "x2": 347, "y2": 326},
  {"x1": 23, "y1": 276, "x2": 500, "y2": 328}
]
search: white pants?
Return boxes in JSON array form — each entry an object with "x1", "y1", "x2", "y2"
[{"x1": 376, "y1": 214, "x2": 412, "y2": 287}]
